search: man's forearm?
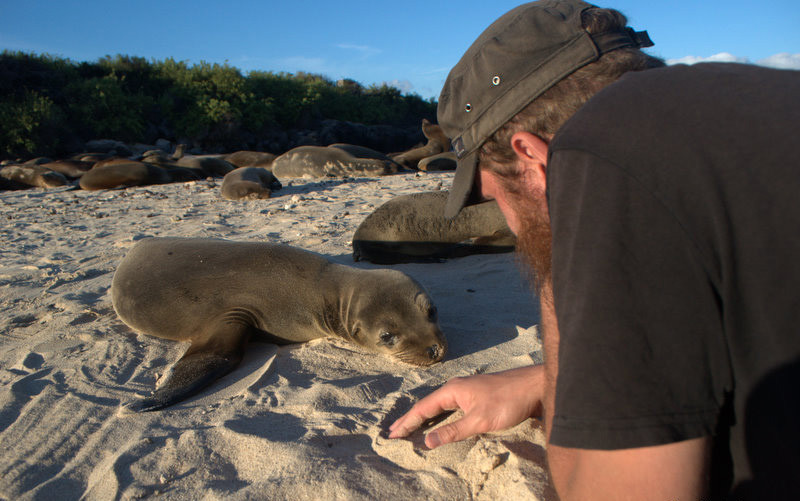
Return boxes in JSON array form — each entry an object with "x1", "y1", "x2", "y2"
[
  {"x1": 537, "y1": 282, "x2": 578, "y2": 490},
  {"x1": 537, "y1": 282, "x2": 711, "y2": 501}
]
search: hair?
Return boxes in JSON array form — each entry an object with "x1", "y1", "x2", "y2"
[{"x1": 478, "y1": 7, "x2": 666, "y2": 178}]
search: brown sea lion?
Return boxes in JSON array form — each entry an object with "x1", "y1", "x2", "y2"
[
  {"x1": 328, "y1": 144, "x2": 404, "y2": 169},
  {"x1": 175, "y1": 155, "x2": 235, "y2": 177},
  {"x1": 220, "y1": 167, "x2": 282, "y2": 200},
  {"x1": 112, "y1": 237, "x2": 446, "y2": 411},
  {"x1": 271, "y1": 145, "x2": 398, "y2": 179},
  {"x1": 352, "y1": 191, "x2": 516, "y2": 263},
  {"x1": 79, "y1": 161, "x2": 199, "y2": 190},
  {"x1": 0, "y1": 164, "x2": 70, "y2": 189},
  {"x1": 71, "y1": 152, "x2": 113, "y2": 163},
  {"x1": 417, "y1": 151, "x2": 457, "y2": 172},
  {"x1": 39, "y1": 160, "x2": 94, "y2": 178},
  {"x1": 223, "y1": 151, "x2": 277, "y2": 168},
  {"x1": 389, "y1": 119, "x2": 450, "y2": 170}
]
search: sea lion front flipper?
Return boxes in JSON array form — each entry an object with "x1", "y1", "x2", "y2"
[{"x1": 124, "y1": 323, "x2": 250, "y2": 412}]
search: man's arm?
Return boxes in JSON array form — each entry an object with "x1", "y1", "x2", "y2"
[
  {"x1": 539, "y1": 284, "x2": 712, "y2": 501},
  {"x1": 389, "y1": 281, "x2": 713, "y2": 499},
  {"x1": 547, "y1": 438, "x2": 711, "y2": 501},
  {"x1": 387, "y1": 364, "x2": 544, "y2": 448}
]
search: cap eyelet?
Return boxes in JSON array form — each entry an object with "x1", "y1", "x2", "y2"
[
  {"x1": 492, "y1": 76, "x2": 501, "y2": 86},
  {"x1": 464, "y1": 103, "x2": 472, "y2": 112}
]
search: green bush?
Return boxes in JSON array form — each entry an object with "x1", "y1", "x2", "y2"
[
  {"x1": 0, "y1": 51, "x2": 438, "y2": 159},
  {"x1": 64, "y1": 73, "x2": 150, "y2": 142},
  {"x1": 0, "y1": 89, "x2": 66, "y2": 158}
]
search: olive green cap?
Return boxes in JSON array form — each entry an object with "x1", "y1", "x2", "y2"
[{"x1": 439, "y1": 0, "x2": 653, "y2": 218}]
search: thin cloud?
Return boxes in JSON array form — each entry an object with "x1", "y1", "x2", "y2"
[
  {"x1": 337, "y1": 43, "x2": 381, "y2": 58},
  {"x1": 757, "y1": 53, "x2": 800, "y2": 70},
  {"x1": 383, "y1": 79, "x2": 414, "y2": 94},
  {"x1": 277, "y1": 56, "x2": 328, "y2": 73},
  {"x1": 667, "y1": 52, "x2": 800, "y2": 71},
  {"x1": 667, "y1": 52, "x2": 748, "y2": 65},
  {"x1": 418, "y1": 66, "x2": 452, "y2": 76}
]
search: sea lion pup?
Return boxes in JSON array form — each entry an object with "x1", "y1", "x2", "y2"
[
  {"x1": 417, "y1": 151, "x2": 457, "y2": 172},
  {"x1": 220, "y1": 167, "x2": 282, "y2": 200},
  {"x1": 72, "y1": 152, "x2": 113, "y2": 163},
  {"x1": 140, "y1": 150, "x2": 232, "y2": 182},
  {"x1": 328, "y1": 143, "x2": 405, "y2": 171},
  {"x1": 271, "y1": 145, "x2": 399, "y2": 179},
  {"x1": 79, "y1": 161, "x2": 199, "y2": 190},
  {"x1": 39, "y1": 159, "x2": 94, "y2": 178},
  {"x1": 92, "y1": 156, "x2": 137, "y2": 169},
  {"x1": 22, "y1": 157, "x2": 54, "y2": 166},
  {"x1": 175, "y1": 155, "x2": 235, "y2": 177},
  {"x1": 141, "y1": 143, "x2": 187, "y2": 164},
  {"x1": 112, "y1": 237, "x2": 447, "y2": 412},
  {"x1": 389, "y1": 119, "x2": 450, "y2": 170},
  {"x1": 352, "y1": 191, "x2": 516, "y2": 264},
  {"x1": 0, "y1": 164, "x2": 70, "y2": 189},
  {"x1": 223, "y1": 150, "x2": 277, "y2": 168}
]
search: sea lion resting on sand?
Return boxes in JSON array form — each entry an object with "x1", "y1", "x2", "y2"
[
  {"x1": 140, "y1": 147, "x2": 235, "y2": 178},
  {"x1": 352, "y1": 191, "x2": 516, "y2": 263},
  {"x1": 79, "y1": 161, "x2": 200, "y2": 190},
  {"x1": 175, "y1": 155, "x2": 235, "y2": 177},
  {"x1": 271, "y1": 145, "x2": 399, "y2": 179},
  {"x1": 0, "y1": 164, "x2": 70, "y2": 189},
  {"x1": 390, "y1": 119, "x2": 450, "y2": 170},
  {"x1": 223, "y1": 150, "x2": 277, "y2": 168},
  {"x1": 112, "y1": 237, "x2": 447, "y2": 412},
  {"x1": 220, "y1": 167, "x2": 282, "y2": 200},
  {"x1": 417, "y1": 151, "x2": 457, "y2": 172},
  {"x1": 39, "y1": 160, "x2": 93, "y2": 178}
]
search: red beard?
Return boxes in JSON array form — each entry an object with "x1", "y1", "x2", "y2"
[{"x1": 508, "y1": 193, "x2": 553, "y2": 294}]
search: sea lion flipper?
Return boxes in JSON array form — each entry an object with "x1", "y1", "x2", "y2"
[{"x1": 124, "y1": 324, "x2": 250, "y2": 412}]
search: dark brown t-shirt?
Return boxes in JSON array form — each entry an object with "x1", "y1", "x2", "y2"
[{"x1": 547, "y1": 63, "x2": 800, "y2": 499}]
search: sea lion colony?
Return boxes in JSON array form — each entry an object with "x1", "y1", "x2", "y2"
[
  {"x1": 3, "y1": 120, "x2": 519, "y2": 411},
  {"x1": 1, "y1": 120, "x2": 454, "y2": 194}
]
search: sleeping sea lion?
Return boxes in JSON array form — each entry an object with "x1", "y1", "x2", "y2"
[
  {"x1": 220, "y1": 167, "x2": 282, "y2": 200},
  {"x1": 271, "y1": 145, "x2": 398, "y2": 179},
  {"x1": 112, "y1": 237, "x2": 447, "y2": 411},
  {"x1": 352, "y1": 191, "x2": 516, "y2": 263}
]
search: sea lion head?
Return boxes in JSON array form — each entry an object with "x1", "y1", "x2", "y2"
[{"x1": 347, "y1": 269, "x2": 447, "y2": 366}]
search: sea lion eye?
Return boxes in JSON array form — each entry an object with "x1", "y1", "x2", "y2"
[
  {"x1": 379, "y1": 331, "x2": 397, "y2": 347},
  {"x1": 427, "y1": 306, "x2": 438, "y2": 321}
]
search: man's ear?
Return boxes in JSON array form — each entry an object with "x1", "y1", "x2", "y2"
[{"x1": 510, "y1": 131, "x2": 549, "y2": 192}]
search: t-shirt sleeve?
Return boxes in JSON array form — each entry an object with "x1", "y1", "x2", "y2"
[{"x1": 547, "y1": 149, "x2": 728, "y2": 450}]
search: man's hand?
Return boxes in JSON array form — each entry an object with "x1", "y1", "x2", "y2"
[{"x1": 388, "y1": 365, "x2": 544, "y2": 448}]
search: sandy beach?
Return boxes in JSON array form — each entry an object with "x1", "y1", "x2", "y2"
[{"x1": 0, "y1": 171, "x2": 550, "y2": 500}]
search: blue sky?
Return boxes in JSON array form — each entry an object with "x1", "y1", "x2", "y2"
[{"x1": 2, "y1": 0, "x2": 798, "y2": 100}]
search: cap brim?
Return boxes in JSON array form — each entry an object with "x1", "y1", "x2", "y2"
[{"x1": 444, "y1": 150, "x2": 478, "y2": 219}]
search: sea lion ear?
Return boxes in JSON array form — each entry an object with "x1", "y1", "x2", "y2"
[{"x1": 415, "y1": 293, "x2": 437, "y2": 321}]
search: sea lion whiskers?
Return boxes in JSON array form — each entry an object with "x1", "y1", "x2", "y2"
[{"x1": 392, "y1": 345, "x2": 434, "y2": 366}]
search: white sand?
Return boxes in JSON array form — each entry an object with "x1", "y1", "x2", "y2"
[{"x1": 0, "y1": 172, "x2": 550, "y2": 500}]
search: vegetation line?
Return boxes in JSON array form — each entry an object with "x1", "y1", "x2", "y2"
[{"x1": 0, "y1": 52, "x2": 438, "y2": 159}]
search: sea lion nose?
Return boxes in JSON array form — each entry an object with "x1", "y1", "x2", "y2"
[{"x1": 427, "y1": 344, "x2": 442, "y2": 361}]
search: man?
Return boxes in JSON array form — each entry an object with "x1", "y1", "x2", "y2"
[{"x1": 389, "y1": 1, "x2": 800, "y2": 499}]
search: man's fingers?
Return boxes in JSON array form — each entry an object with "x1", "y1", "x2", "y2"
[
  {"x1": 425, "y1": 413, "x2": 484, "y2": 449},
  {"x1": 388, "y1": 388, "x2": 458, "y2": 438}
]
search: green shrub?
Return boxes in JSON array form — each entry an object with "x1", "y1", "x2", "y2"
[
  {"x1": 0, "y1": 50, "x2": 437, "y2": 159},
  {"x1": 0, "y1": 89, "x2": 66, "y2": 158}
]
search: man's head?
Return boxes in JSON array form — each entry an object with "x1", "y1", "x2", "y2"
[
  {"x1": 438, "y1": 0, "x2": 663, "y2": 287},
  {"x1": 439, "y1": 0, "x2": 662, "y2": 217}
]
